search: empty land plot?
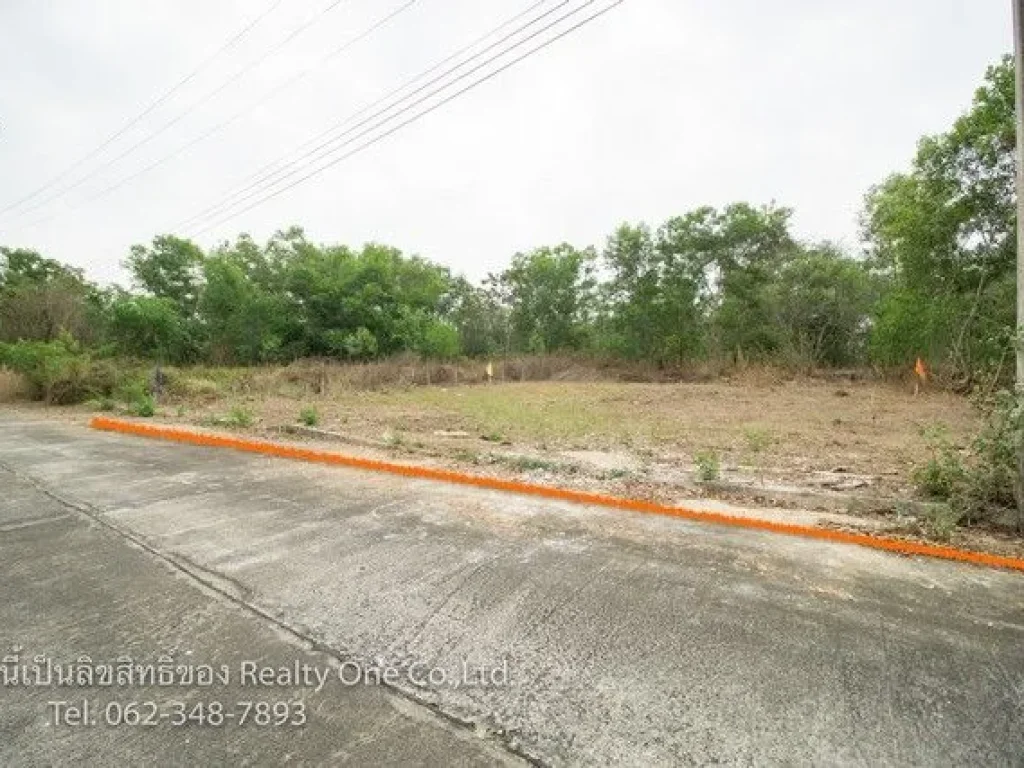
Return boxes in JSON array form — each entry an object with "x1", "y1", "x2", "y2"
[{"x1": 151, "y1": 374, "x2": 979, "y2": 496}]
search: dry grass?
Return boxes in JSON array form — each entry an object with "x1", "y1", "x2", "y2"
[
  {"x1": 0, "y1": 368, "x2": 28, "y2": 403},
  {"x1": 143, "y1": 359, "x2": 979, "y2": 494},
  {"x1": 6, "y1": 356, "x2": 978, "y2": 499}
]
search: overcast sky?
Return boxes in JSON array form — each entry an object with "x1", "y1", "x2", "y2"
[{"x1": 0, "y1": 0, "x2": 1012, "y2": 286}]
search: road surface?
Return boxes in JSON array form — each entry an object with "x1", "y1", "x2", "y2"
[{"x1": 1, "y1": 414, "x2": 1023, "y2": 766}]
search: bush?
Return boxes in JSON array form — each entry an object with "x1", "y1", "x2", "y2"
[
  {"x1": 0, "y1": 335, "x2": 92, "y2": 404},
  {"x1": 694, "y1": 450, "x2": 721, "y2": 482},
  {"x1": 226, "y1": 405, "x2": 253, "y2": 428},
  {"x1": 88, "y1": 396, "x2": 116, "y2": 412},
  {"x1": 114, "y1": 378, "x2": 150, "y2": 405},
  {"x1": 133, "y1": 395, "x2": 156, "y2": 418},
  {"x1": 299, "y1": 406, "x2": 319, "y2": 427},
  {"x1": 912, "y1": 395, "x2": 1022, "y2": 529},
  {"x1": 911, "y1": 423, "x2": 970, "y2": 505},
  {"x1": 950, "y1": 391, "x2": 1020, "y2": 525},
  {"x1": 912, "y1": 452, "x2": 965, "y2": 500}
]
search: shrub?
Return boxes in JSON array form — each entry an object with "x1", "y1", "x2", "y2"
[
  {"x1": 114, "y1": 378, "x2": 149, "y2": 405},
  {"x1": 912, "y1": 424, "x2": 966, "y2": 500},
  {"x1": 694, "y1": 450, "x2": 721, "y2": 482},
  {"x1": 133, "y1": 395, "x2": 156, "y2": 418},
  {"x1": 912, "y1": 395, "x2": 1022, "y2": 529},
  {"x1": 299, "y1": 406, "x2": 320, "y2": 427},
  {"x1": 226, "y1": 405, "x2": 253, "y2": 428},
  {"x1": 950, "y1": 391, "x2": 1020, "y2": 526},
  {"x1": 0, "y1": 334, "x2": 92, "y2": 404}
]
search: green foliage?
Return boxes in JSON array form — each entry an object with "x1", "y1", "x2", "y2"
[
  {"x1": 226, "y1": 405, "x2": 254, "y2": 428},
  {"x1": 769, "y1": 244, "x2": 878, "y2": 366},
  {"x1": 694, "y1": 450, "x2": 721, "y2": 482},
  {"x1": 0, "y1": 334, "x2": 94, "y2": 404},
  {"x1": 299, "y1": 406, "x2": 320, "y2": 427},
  {"x1": 912, "y1": 452, "x2": 965, "y2": 500},
  {"x1": 919, "y1": 504, "x2": 965, "y2": 543},
  {"x1": 446, "y1": 277, "x2": 507, "y2": 356},
  {"x1": 911, "y1": 424, "x2": 967, "y2": 501},
  {"x1": 910, "y1": 395, "x2": 1021, "y2": 529},
  {"x1": 864, "y1": 56, "x2": 1015, "y2": 382},
  {"x1": 418, "y1": 320, "x2": 461, "y2": 361},
  {"x1": 133, "y1": 395, "x2": 156, "y2": 418},
  {"x1": 949, "y1": 391, "x2": 1021, "y2": 524},
  {"x1": 108, "y1": 295, "x2": 193, "y2": 363},
  {"x1": 114, "y1": 378, "x2": 150, "y2": 404},
  {"x1": 125, "y1": 235, "x2": 204, "y2": 318},
  {"x1": 743, "y1": 427, "x2": 774, "y2": 455},
  {"x1": 498, "y1": 244, "x2": 596, "y2": 354},
  {"x1": 0, "y1": 247, "x2": 102, "y2": 344}
]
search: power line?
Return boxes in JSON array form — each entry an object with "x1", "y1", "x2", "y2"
[
  {"x1": 184, "y1": 0, "x2": 594, "y2": 234},
  {"x1": 174, "y1": 0, "x2": 569, "y2": 233},
  {"x1": 171, "y1": 0, "x2": 555, "y2": 233},
  {"x1": 36, "y1": 0, "x2": 422, "y2": 220},
  {"x1": 189, "y1": 0, "x2": 625, "y2": 237},
  {"x1": 0, "y1": 0, "x2": 284, "y2": 218},
  {"x1": 9, "y1": 0, "x2": 353, "y2": 223}
]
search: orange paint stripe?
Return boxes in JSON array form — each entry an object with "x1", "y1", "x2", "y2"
[{"x1": 89, "y1": 416, "x2": 1024, "y2": 574}]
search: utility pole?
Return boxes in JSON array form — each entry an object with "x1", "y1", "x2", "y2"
[{"x1": 1014, "y1": 0, "x2": 1024, "y2": 531}]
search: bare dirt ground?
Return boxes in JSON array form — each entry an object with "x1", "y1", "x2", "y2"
[
  {"x1": 175, "y1": 374, "x2": 979, "y2": 496},
  {"x1": 10, "y1": 366, "x2": 1016, "y2": 558}
]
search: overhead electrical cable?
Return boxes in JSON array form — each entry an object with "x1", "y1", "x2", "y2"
[
  {"x1": 175, "y1": 0, "x2": 592, "y2": 234},
  {"x1": 8, "y1": 0, "x2": 353, "y2": 223},
  {"x1": 185, "y1": 0, "x2": 623, "y2": 236},
  {"x1": 29, "y1": 0, "x2": 421, "y2": 222},
  {"x1": 0, "y1": 0, "x2": 285, "y2": 218}
]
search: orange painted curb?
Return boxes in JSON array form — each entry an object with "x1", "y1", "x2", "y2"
[{"x1": 89, "y1": 416, "x2": 1024, "y2": 574}]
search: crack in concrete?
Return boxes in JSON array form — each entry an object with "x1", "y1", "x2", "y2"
[{"x1": 0, "y1": 457, "x2": 540, "y2": 768}]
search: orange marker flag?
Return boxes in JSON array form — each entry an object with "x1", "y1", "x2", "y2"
[{"x1": 914, "y1": 357, "x2": 928, "y2": 382}]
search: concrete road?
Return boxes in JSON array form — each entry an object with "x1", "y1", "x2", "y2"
[{"x1": 1, "y1": 415, "x2": 1023, "y2": 766}]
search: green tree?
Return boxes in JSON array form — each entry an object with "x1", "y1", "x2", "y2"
[
  {"x1": 704, "y1": 203, "x2": 796, "y2": 359},
  {"x1": 444, "y1": 277, "x2": 507, "y2": 357},
  {"x1": 499, "y1": 244, "x2": 595, "y2": 353},
  {"x1": 108, "y1": 295, "x2": 189, "y2": 362},
  {"x1": 864, "y1": 56, "x2": 1015, "y2": 382},
  {"x1": 418, "y1": 320, "x2": 461, "y2": 361},
  {"x1": 200, "y1": 249, "x2": 291, "y2": 364},
  {"x1": 125, "y1": 235, "x2": 205, "y2": 318},
  {"x1": 0, "y1": 247, "x2": 102, "y2": 343},
  {"x1": 768, "y1": 244, "x2": 877, "y2": 366}
]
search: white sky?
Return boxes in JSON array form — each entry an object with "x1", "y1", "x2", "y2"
[{"x1": 0, "y1": 0, "x2": 1012, "y2": 286}]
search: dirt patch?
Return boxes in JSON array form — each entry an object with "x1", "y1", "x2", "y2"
[{"x1": 7, "y1": 373, "x2": 1005, "y2": 553}]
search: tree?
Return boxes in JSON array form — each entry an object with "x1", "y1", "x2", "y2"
[
  {"x1": 444, "y1": 277, "x2": 507, "y2": 357},
  {"x1": 200, "y1": 249, "x2": 291, "y2": 364},
  {"x1": 125, "y1": 235, "x2": 205, "y2": 318},
  {"x1": 499, "y1": 244, "x2": 596, "y2": 353},
  {"x1": 702, "y1": 203, "x2": 796, "y2": 359},
  {"x1": 108, "y1": 295, "x2": 190, "y2": 362},
  {"x1": 600, "y1": 205, "x2": 795, "y2": 364},
  {"x1": 768, "y1": 244, "x2": 877, "y2": 367},
  {"x1": 864, "y1": 56, "x2": 1015, "y2": 382},
  {"x1": 284, "y1": 240, "x2": 452, "y2": 359},
  {"x1": 0, "y1": 247, "x2": 101, "y2": 343},
  {"x1": 418, "y1": 320, "x2": 461, "y2": 361}
]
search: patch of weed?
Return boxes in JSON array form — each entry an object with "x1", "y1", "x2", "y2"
[
  {"x1": 299, "y1": 406, "x2": 320, "y2": 427},
  {"x1": 694, "y1": 450, "x2": 721, "y2": 482},
  {"x1": 133, "y1": 395, "x2": 156, "y2": 418},
  {"x1": 226, "y1": 405, "x2": 253, "y2": 428}
]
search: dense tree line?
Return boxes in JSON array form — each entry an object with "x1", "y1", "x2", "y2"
[{"x1": 0, "y1": 56, "x2": 1016, "y2": 385}]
